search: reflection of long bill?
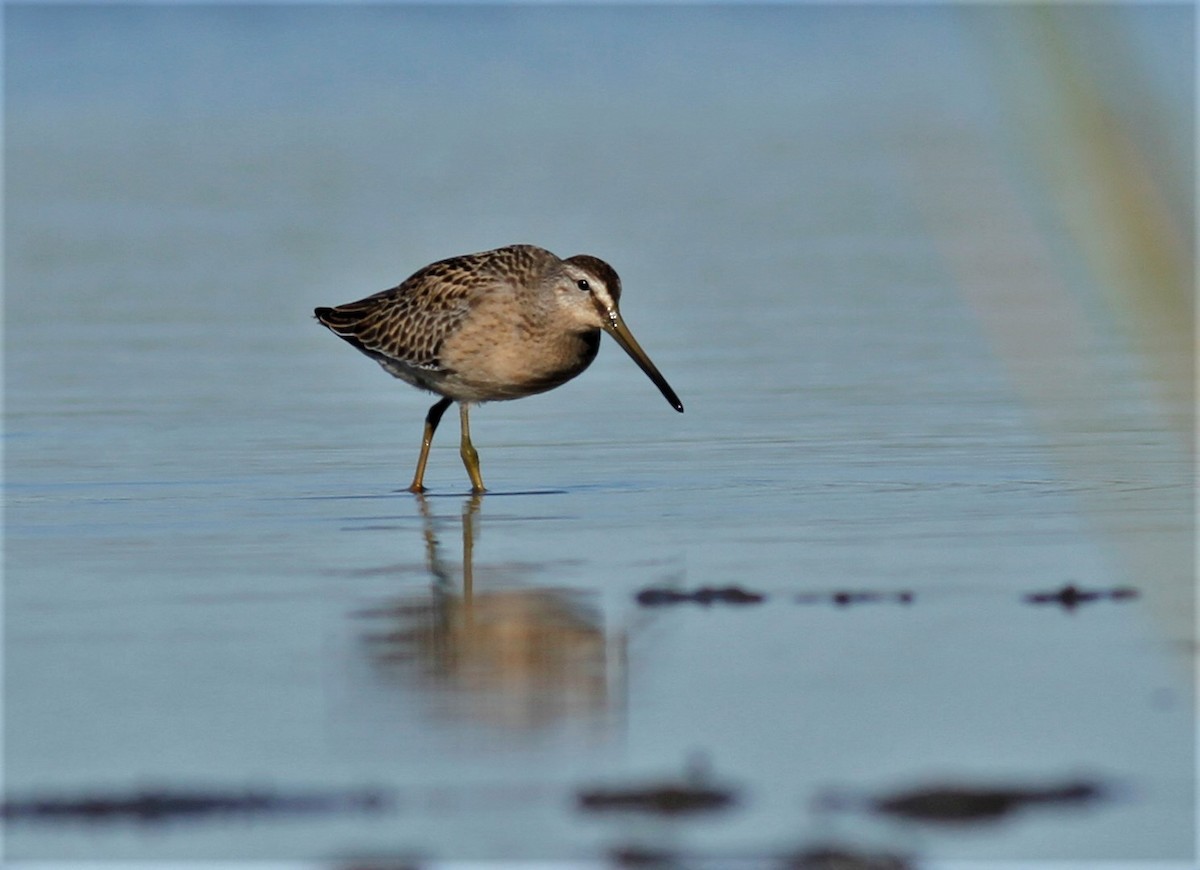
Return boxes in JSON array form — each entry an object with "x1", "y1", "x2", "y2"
[{"x1": 602, "y1": 309, "x2": 684, "y2": 413}]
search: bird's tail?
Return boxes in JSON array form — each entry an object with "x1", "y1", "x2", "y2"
[{"x1": 314, "y1": 304, "x2": 374, "y2": 336}]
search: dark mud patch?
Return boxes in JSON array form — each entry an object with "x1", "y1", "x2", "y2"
[
  {"x1": 820, "y1": 779, "x2": 1106, "y2": 825},
  {"x1": 579, "y1": 782, "x2": 735, "y2": 815},
  {"x1": 796, "y1": 590, "x2": 915, "y2": 608},
  {"x1": 608, "y1": 842, "x2": 912, "y2": 869},
  {"x1": 635, "y1": 585, "x2": 766, "y2": 607},
  {"x1": 335, "y1": 857, "x2": 424, "y2": 870},
  {"x1": 782, "y1": 844, "x2": 914, "y2": 870},
  {"x1": 1024, "y1": 584, "x2": 1139, "y2": 611},
  {"x1": 635, "y1": 586, "x2": 916, "y2": 608},
  {"x1": 577, "y1": 765, "x2": 736, "y2": 816},
  {"x1": 2, "y1": 786, "x2": 390, "y2": 825},
  {"x1": 607, "y1": 843, "x2": 680, "y2": 867}
]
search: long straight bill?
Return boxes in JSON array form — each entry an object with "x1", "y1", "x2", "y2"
[{"x1": 603, "y1": 310, "x2": 684, "y2": 412}]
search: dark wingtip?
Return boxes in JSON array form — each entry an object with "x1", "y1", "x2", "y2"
[{"x1": 314, "y1": 306, "x2": 333, "y2": 322}]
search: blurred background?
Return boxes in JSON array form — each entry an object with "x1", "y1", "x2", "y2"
[{"x1": 4, "y1": 4, "x2": 1193, "y2": 866}]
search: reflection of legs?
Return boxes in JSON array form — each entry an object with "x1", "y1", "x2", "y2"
[
  {"x1": 408, "y1": 397, "x2": 453, "y2": 494},
  {"x1": 462, "y1": 494, "x2": 481, "y2": 603},
  {"x1": 415, "y1": 492, "x2": 436, "y2": 573},
  {"x1": 459, "y1": 403, "x2": 486, "y2": 493}
]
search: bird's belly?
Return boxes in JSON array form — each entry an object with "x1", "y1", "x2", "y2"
[{"x1": 439, "y1": 329, "x2": 601, "y2": 402}]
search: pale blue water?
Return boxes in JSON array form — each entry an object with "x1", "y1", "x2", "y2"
[{"x1": 4, "y1": 5, "x2": 1194, "y2": 865}]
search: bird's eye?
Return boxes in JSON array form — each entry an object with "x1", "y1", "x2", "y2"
[{"x1": 576, "y1": 279, "x2": 590, "y2": 292}]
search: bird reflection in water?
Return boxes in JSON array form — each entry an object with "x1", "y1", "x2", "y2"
[{"x1": 357, "y1": 495, "x2": 621, "y2": 730}]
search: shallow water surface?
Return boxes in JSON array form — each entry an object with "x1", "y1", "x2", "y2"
[{"x1": 4, "y1": 5, "x2": 1194, "y2": 865}]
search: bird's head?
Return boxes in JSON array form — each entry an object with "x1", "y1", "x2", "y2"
[{"x1": 554, "y1": 255, "x2": 683, "y2": 413}]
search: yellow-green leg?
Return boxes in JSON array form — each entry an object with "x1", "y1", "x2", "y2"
[
  {"x1": 407, "y1": 397, "x2": 453, "y2": 494},
  {"x1": 459, "y1": 403, "x2": 486, "y2": 493}
]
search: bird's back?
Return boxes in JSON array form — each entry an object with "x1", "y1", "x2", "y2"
[{"x1": 314, "y1": 245, "x2": 560, "y2": 386}]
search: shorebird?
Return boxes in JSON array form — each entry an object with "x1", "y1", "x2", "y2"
[{"x1": 314, "y1": 244, "x2": 683, "y2": 493}]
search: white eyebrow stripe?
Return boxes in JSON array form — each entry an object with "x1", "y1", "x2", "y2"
[{"x1": 591, "y1": 284, "x2": 617, "y2": 311}]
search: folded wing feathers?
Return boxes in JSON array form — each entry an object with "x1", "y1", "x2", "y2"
[{"x1": 315, "y1": 281, "x2": 471, "y2": 372}]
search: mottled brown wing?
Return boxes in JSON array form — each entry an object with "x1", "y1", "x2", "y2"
[
  {"x1": 315, "y1": 245, "x2": 557, "y2": 371},
  {"x1": 314, "y1": 287, "x2": 461, "y2": 372},
  {"x1": 315, "y1": 262, "x2": 476, "y2": 370}
]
